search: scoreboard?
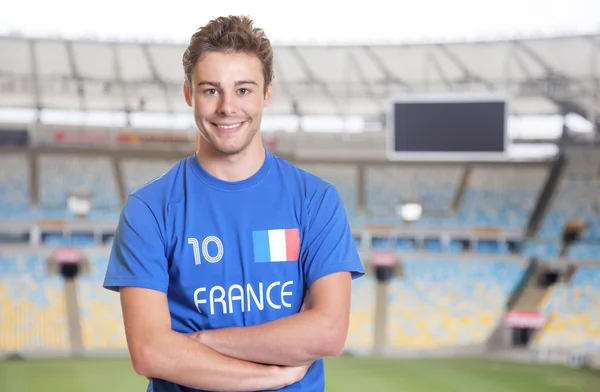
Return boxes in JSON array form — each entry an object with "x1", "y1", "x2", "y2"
[{"x1": 387, "y1": 92, "x2": 509, "y2": 161}]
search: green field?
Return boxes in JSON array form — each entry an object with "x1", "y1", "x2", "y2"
[{"x1": 1, "y1": 356, "x2": 599, "y2": 392}]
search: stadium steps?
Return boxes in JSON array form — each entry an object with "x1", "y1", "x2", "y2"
[
  {"x1": 372, "y1": 280, "x2": 387, "y2": 355},
  {"x1": 526, "y1": 152, "x2": 566, "y2": 238},
  {"x1": 450, "y1": 164, "x2": 471, "y2": 212},
  {"x1": 511, "y1": 263, "x2": 552, "y2": 311},
  {"x1": 112, "y1": 156, "x2": 126, "y2": 204},
  {"x1": 559, "y1": 241, "x2": 570, "y2": 258},
  {"x1": 65, "y1": 279, "x2": 85, "y2": 355},
  {"x1": 486, "y1": 260, "x2": 536, "y2": 351},
  {"x1": 533, "y1": 266, "x2": 600, "y2": 352},
  {"x1": 28, "y1": 149, "x2": 38, "y2": 206},
  {"x1": 562, "y1": 264, "x2": 577, "y2": 283}
]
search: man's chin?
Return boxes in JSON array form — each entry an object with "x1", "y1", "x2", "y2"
[
  {"x1": 199, "y1": 128, "x2": 258, "y2": 156},
  {"x1": 210, "y1": 141, "x2": 248, "y2": 156}
]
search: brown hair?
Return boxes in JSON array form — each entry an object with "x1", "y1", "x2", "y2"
[{"x1": 182, "y1": 15, "x2": 274, "y2": 94}]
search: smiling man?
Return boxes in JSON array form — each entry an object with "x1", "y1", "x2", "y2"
[{"x1": 103, "y1": 15, "x2": 364, "y2": 392}]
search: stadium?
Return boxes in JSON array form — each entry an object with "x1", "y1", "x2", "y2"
[{"x1": 1, "y1": 11, "x2": 600, "y2": 392}]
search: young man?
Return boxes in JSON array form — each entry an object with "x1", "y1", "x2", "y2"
[{"x1": 103, "y1": 15, "x2": 364, "y2": 392}]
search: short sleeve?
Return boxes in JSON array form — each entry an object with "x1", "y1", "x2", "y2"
[
  {"x1": 103, "y1": 194, "x2": 169, "y2": 293},
  {"x1": 301, "y1": 185, "x2": 365, "y2": 288}
]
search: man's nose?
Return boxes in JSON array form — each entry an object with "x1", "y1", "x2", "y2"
[{"x1": 217, "y1": 92, "x2": 237, "y2": 116}]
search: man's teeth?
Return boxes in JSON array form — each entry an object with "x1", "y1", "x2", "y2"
[{"x1": 217, "y1": 123, "x2": 242, "y2": 129}]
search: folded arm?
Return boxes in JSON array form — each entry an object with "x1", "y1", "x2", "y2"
[
  {"x1": 192, "y1": 271, "x2": 352, "y2": 366},
  {"x1": 120, "y1": 286, "x2": 306, "y2": 391}
]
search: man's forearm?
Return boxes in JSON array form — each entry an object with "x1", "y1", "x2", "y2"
[
  {"x1": 133, "y1": 329, "x2": 295, "y2": 391},
  {"x1": 195, "y1": 309, "x2": 345, "y2": 366}
]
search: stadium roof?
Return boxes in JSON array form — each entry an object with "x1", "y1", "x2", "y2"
[{"x1": 0, "y1": 34, "x2": 599, "y2": 123}]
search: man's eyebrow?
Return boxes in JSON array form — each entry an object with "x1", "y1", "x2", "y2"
[
  {"x1": 234, "y1": 80, "x2": 259, "y2": 86},
  {"x1": 197, "y1": 81, "x2": 220, "y2": 88},
  {"x1": 196, "y1": 80, "x2": 258, "y2": 87}
]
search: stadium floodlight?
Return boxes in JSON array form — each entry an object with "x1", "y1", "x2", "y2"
[
  {"x1": 397, "y1": 202, "x2": 422, "y2": 222},
  {"x1": 67, "y1": 194, "x2": 91, "y2": 217}
]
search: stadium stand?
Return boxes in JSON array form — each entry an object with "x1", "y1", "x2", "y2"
[
  {"x1": 521, "y1": 240, "x2": 562, "y2": 260},
  {"x1": 537, "y1": 146, "x2": 600, "y2": 241},
  {"x1": 0, "y1": 153, "x2": 30, "y2": 217},
  {"x1": 584, "y1": 220, "x2": 600, "y2": 240},
  {"x1": 121, "y1": 158, "x2": 179, "y2": 195},
  {"x1": 1, "y1": 141, "x2": 598, "y2": 356},
  {"x1": 567, "y1": 243, "x2": 600, "y2": 261},
  {"x1": 0, "y1": 249, "x2": 69, "y2": 352},
  {"x1": 454, "y1": 166, "x2": 547, "y2": 229},
  {"x1": 296, "y1": 163, "x2": 359, "y2": 217},
  {"x1": 77, "y1": 250, "x2": 127, "y2": 350},
  {"x1": 38, "y1": 154, "x2": 120, "y2": 215},
  {"x1": 360, "y1": 163, "x2": 548, "y2": 232},
  {"x1": 345, "y1": 275, "x2": 376, "y2": 350},
  {"x1": 386, "y1": 259, "x2": 526, "y2": 349},
  {"x1": 364, "y1": 164, "x2": 463, "y2": 220},
  {"x1": 537, "y1": 177, "x2": 600, "y2": 239},
  {"x1": 535, "y1": 267, "x2": 600, "y2": 352}
]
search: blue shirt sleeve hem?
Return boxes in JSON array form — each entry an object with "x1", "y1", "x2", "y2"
[
  {"x1": 103, "y1": 277, "x2": 169, "y2": 294},
  {"x1": 306, "y1": 262, "x2": 365, "y2": 288}
]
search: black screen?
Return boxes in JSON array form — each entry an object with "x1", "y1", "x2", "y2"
[
  {"x1": 0, "y1": 129, "x2": 29, "y2": 146},
  {"x1": 392, "y1": 100, "x2": 506, "y2": 154}
]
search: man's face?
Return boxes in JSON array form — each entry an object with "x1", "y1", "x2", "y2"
[{"x1": 184, "y1": 51, "x2": 272, "y2": 156}]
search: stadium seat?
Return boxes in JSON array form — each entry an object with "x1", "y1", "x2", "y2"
[
  {"x1": 535, "y1": 267, "x2": 600, "y2": 352},
  {"x1": 38, "y1": 154, "x2": 120, "y2": 211},
  {"x1": 537, "y1": 177, "x2": 600, "y2": 240},
  {"x1": 566, "y1": 243, "x2": 600, "y2": 262},
  {"x1": 455, "y1": 166, "x2": 546, "y2": 229},
  {"x1": 0, "y1": 250, "x2": 69, "y2": 352},
  {"x1": 364, "y1": 164, "x2": 462, "y2": 218},
  {"x1": 345, "y1": 275, "x2": 376, "y2": 350},
  {"x1": 520, "y1": 240, "x2": 562, "y2": 260},
  {"x1": 76, "y1": 250, "x2": 128, "y2": 350},
  {"x1": 297, "y1": 163, "x2": 359, "y2": 216},
  {"x1": 396, "y1": 237, "x2": 417, "y2": 252},
  {"x1": 474, "y1": 239, "x2": 509, "y2": 254},
  {"x1": 120, "y1": 158, "x2": 179, "y2": 195},
  {"x1": 584, "y1": 219, "x2": 600, "y2": 240},
  {"x1": 386, "y1": 259, "x2": 525, "y2": 349},
  {"x1": 0, "y1": 154, "x2": 30, "y2": 217}
]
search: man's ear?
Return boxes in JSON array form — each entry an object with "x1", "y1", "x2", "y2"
[
  {"x1": 263, "y1": 83, "x2": 273, "y2": 107},
  {"x1": 184, "y1": 82, "x2": 192, "y2": 107}
]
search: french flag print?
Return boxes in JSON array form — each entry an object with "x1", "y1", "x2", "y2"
[{"x1": 252, "y1": 228, "x2": 300, "y2": 263}]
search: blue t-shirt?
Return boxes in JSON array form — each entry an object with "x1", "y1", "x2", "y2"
[{"x1": 103, "y1": 151, "x2": 365, "y2": 392}]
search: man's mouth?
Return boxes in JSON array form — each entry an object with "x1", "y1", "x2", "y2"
[{"x1": 212, "y1": 121, "x2": 246, "y2": 131}]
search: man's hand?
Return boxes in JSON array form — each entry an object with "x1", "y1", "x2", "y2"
[
  {"x1": 187, "y1": 272, "x2": 352, "y2": 366},
  {"x1": 267, "y1": 363, "x2": 313, "y2": 390}
]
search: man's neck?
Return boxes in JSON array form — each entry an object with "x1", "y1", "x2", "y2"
[{"x1": 196, "y1": 142, "x2": 266, "y2": 183}]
